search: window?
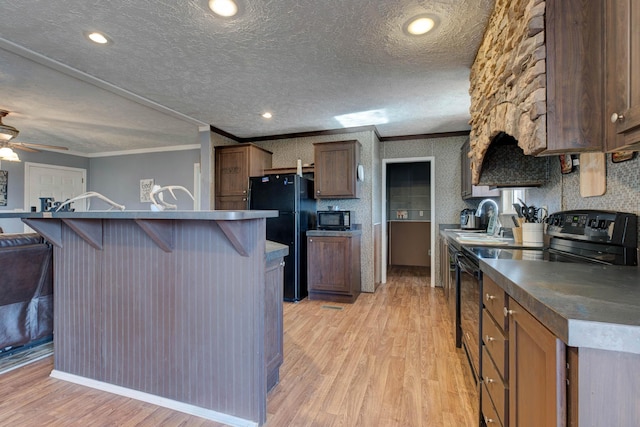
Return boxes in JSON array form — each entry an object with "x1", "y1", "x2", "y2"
[{"x1": 501, "y1": 189, "x2": 526, "y2": 214}]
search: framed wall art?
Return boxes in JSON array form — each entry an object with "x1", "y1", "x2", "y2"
[{"x1": 0, "y1": 170, "x2": 7, "y2": 206}]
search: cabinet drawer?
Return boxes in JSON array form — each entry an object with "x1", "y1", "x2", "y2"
[
  {"x1": 483, "y1": 309, "x2": 507, "y2": 379},
  {"x1": 482, "y1": 346, "x2": 507, "y2": 426},
  {"x1": 483, "y1": 276, "x2": 507, "y2": 330},
  {"x1": 482, "y1": 382, "x2": 504, "y2": 427}
]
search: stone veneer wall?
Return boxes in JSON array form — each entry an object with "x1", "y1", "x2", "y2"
[{"x1": 469, "y1": 0, "x2": 546, "y2": 183}]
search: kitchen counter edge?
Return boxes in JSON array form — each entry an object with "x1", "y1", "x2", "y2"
[
  {"x1": 480, "y1": 258, "x2": 640, "y2": 354},
  {"x1": 0, "y1": 210, "x2": 279, "y2": 221}
]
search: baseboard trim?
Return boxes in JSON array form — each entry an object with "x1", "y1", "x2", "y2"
[{"x1": 50, "y1": 370, "x2": 258, "y2": 427}]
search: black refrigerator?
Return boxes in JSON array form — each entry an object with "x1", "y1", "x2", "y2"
[{"x1": 249, "y1": 174, "x2": 316, "y2": 301}]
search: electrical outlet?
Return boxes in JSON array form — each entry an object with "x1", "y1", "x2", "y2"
[{"x1": 419, "y1": 210, "x2": 424, "y2": 216}]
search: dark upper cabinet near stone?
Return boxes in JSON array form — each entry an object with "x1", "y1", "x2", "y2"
[
  {"x1": 539, "y1": 0, "x2": 605, "y2": 155},
  {"x1": 604, "y1": 0, "x2": 640, "y2": 152}
]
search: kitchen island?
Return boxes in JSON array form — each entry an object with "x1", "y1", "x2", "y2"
[{"x1": 0, "y1": 210, "x2": 281, "y2": 427}]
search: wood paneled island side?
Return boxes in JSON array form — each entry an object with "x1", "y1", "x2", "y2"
[{"x1": 6, "y1": 210, "x2": 280, "y2": 427}]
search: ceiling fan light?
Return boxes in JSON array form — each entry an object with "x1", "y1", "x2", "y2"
[
  {"x1": 0, "y1": 146, "x2": 20, "y2": 162},
  {"x1": 0, "y1": 127, "x2": 18, "y2": 141}
]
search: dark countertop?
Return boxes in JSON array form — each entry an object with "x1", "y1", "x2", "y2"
[
  {"x1": 440, "y1": 228, "x2": 544, "y2": 250},
  {"x1": 266, "y1": 241, "x2": 289, "y2": 262},
  {"x1": 0, "y1": 210, "x2": 279, "y2": 220},
  {"x1": 307, "y1": 228, "x2": 362, "y2": 237},
  {"x1": 481, "y1": 259, "x2": 640, "y2": 354}
]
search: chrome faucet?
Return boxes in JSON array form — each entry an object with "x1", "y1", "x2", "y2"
[
  {"x1": 475, "y1": 198, "x2": 499, "y2": 218},
  {"x1": 476, "y1": 198, "x2": 500, "y2": 235}
]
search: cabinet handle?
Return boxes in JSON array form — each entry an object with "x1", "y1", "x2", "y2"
[
  {"x1": 610, "y1": 112, "x2": 625, "y2": 123},
  {"x1": 503, "y1": 307, "x2": 514, "y2": 317},
  {"x1": 485, "y1": 293, "x2": 496, "y2": 301},
  {"x1": 484, "y1": 376, "x2": 495, "y2": 384},
  {"x1": 484, "y1": 415, "x2": 495, "y2": 424},
  {"x1": 280, "y1": 261, "x2": 285, "y2": 267},
  {"x1": 309, "y1": 239, "x2": 313, "y2": 242},
  {"x1": 316, "y1": 190, "x2": 321, "y2": 194},
  {"x1": 485, "y1": 335, "x2": 495, "y2": 342},
  {"x1": 243, "y1": 190, "x2": 247, "y2": 194}
]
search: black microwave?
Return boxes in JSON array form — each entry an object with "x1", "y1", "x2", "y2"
[{"x1": 317, "y1": 210, "x2": 352, "y2": 230}]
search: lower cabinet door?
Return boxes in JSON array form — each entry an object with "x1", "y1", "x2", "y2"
[{"x1": 508, "y1": 298, "x2": 566, "y2": 427}]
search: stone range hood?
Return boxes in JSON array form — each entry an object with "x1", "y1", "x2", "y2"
[
  {"x1": 468, "y1": 0, "x2": 549, "y2": 186},
  {"x1": 477, "y1": 132, "x2": 549, "y2": 188}
]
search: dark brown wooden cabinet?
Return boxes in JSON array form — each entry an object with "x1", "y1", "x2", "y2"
[
  {"x1": 214, "y1": 143, "x2": 272, "y2": 209},
  {"x1": 482, "y1": 275, "x2": 509, "y2": 427},
  {"x1": 460, "y1": 139, "x2": 499, "y2": 199},
  {"x1": 481, "y1": 275, "x2": 567, "y2": 427},
  {"x1": 307, "y1": 231, "x2": 361, "y2": 303},
  {"x1": 265, "y1": 255, "x2": 284, "y2": 391},
  {"x1": 313, "y1": 140, "x2": 361, "y2": 199},
  {"x1": 605, "y1": 0, "x2": 640, "y2": 151},
  {"x1": 507, "y1": 297, "x2": 566, "y2": 427},
  {"x1": 540, "y1": 0, "x2": 605, "y2": 154}
]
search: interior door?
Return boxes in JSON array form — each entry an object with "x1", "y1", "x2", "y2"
[{"x1": 24, "y1": 162, "x2": 87, "y2": 225}]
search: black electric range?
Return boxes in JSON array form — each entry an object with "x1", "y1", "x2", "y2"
[{"x1": 462, "y1": 209, "x2": 638, "y2": 267}]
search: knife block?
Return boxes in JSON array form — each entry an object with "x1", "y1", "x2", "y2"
[{"x1": 513, "y1": 226, "x2": 523, "y2": 243}]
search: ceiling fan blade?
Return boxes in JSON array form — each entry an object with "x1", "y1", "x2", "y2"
[
  {"x1": 10, "y1": 143, "x2": 40, "y2": 153},
  {"x1": 11, "y1": 141, "x2": 69, "y2": 151}
]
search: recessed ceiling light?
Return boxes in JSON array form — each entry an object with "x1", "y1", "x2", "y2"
[
  {"x1": 262, "y1": 112, "x2": 273, "y2": 119},
  {"x1": 84, "y1": 31, "x2": 112, "y2": 45},
  {"x1": 404, "y1": 15, "x2": 439, "y2": 36},
  {"x1": 209, "y1": 0, "x2": 238, "y2": 17}
]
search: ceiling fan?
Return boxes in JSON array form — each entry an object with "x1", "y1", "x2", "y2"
[{"x1": 0, "y1": 109, "x2": 69, "y2": 154}]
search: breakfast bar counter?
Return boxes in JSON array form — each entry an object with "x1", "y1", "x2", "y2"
[{"x1": 0, "y1": 210, "x2": 279, "y2": 427}]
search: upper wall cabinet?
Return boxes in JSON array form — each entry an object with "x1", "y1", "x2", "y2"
[
  {"x1": 214, "y1": 143, "x2": 272, "y2": 209},
  {"x1": 540, "y1": 0, "x2": 605, "y2": 154},
  {"x1": 313, "y1": 140, "x2": 362, "y2": 199},
  {"x1": 605, "y1": 0, "x2": 640, "y2": 151}
]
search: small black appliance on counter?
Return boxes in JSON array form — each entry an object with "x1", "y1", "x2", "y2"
[{"x1": 317, "y1": 210, "x2": 352, "y2": 231}]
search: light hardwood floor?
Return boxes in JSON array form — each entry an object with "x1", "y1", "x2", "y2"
[{"x1": 0, "y1": 266, "x2": 477, "y2": 426}]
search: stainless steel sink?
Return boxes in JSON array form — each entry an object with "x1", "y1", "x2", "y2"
[{"x1": 455, "y1": 234, "x2": 513, "y2": 245}]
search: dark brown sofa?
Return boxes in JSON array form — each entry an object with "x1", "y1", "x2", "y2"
[{"x1": 0, "y1": 233, "x2": 53, "y2": 353}]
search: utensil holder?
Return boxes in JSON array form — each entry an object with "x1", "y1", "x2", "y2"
[{"x1": 522, "y1": 223, "x2": 543, "y2": 246}]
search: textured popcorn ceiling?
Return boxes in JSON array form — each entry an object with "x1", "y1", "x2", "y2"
[{"x1": 0, "y1": 0, "x2": 494, "y2": 155}]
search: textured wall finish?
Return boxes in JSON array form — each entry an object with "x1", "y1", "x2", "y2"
[{"x1": 469, "y1": 0, "x2": 546, "y2": 183}]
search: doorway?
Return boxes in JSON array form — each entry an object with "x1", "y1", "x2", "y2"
[{"x1": 381, "y1": 157, "x2": 435, "y2": 286}]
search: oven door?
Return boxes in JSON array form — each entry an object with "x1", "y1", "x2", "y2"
[{"x1": 456, "y1": 252, "x2": 481, "y2": 385}]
